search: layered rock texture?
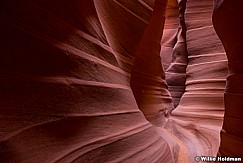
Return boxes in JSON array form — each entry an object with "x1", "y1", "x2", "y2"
[
  {"x1": 165, "y1": 0, "x2": 228, "y2": 161},
  {"x1": 213, "y1": 0, "x2": 243, "y2": 157},
  {"x1": 0, "y1": 0, "x2": 242, "y2": 162}
]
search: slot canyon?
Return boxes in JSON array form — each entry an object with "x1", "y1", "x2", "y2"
[{"x1": 0, "y1": 0, "x2": 243, "y2": 162}]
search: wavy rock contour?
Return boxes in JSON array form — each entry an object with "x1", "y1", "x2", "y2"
[{"x1": 0, "y1": 0, "x2": 242, "y2": 162}]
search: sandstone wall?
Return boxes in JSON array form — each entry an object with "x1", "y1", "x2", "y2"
[{"x1": 0, "y1": 0, "x2": 242, "y2": 162}]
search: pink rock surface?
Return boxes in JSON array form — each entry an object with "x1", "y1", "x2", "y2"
[
  {"x1": 166, "y1": 0, "x2": 228, "y2": 161},
  {"x1": 0, "y1": 0, "x2": 242, "y2": 162}
]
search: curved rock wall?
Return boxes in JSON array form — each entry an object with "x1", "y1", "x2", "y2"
[
  {"x1": 130, "y1": 0, "x2": 174, "y2": 126},
  {"x1": 163, "y1": 0, "x2": 188, "y2": 108},
  {"x1": 213, "y1": 0, "x2": 243, "y2": 157},
  {"x1": 165, "y1": 0, "x2": 228, "y2": 161},
  {"x1": 0, "y1": 0, "x2": 174, "y2": 162},
  {"x1": 0, "y1": 0, "x2": 242, "y2": 162}
]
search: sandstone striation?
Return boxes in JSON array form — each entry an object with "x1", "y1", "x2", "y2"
[{"x1": 0, "y1": 0, "x2": 242, "y2": 162}]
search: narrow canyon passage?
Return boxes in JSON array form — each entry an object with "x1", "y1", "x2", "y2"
[{"x1": 0, "y1": 0, "x2": 242, "y2": 162}]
